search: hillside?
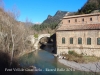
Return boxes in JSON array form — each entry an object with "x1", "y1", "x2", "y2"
[
  {"x1": 42, "y1": 0, "x2": 100, "y2": 25},
  {"x1": 77, "y1": 0, "x2": 100, "y2": 14},
  {"x1": 42, "y1": 10, "x2": 68, "y2": 25},
  {"x1": 0, "y1": 7, "x2": 34, "y2": 57},
  {"x1": 33, "y1": 11, "x2": 72, "y2": 32},
  {"x1": 0, "y1": 8, "x2": 20, "y2": 54},
  {"x1": 0, "y1": 6, "x2": 34, "y2": 75},
  {"x1": 32, "y1": 0, "x2": 100, "y2": 33}
]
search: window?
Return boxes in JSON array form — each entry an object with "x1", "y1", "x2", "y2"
[
  {"x1": 78, "y1": 38, "x2": 82, "y2": 44},
  {"x1": 97, "y1": 38, "x2": 100, "y2": 45},
  {"x1": 90, "y1": 18, "x2": 92, "y2": 21},
  {"x1": 82, "y1": 18, "x2": 84, "y2": 22},
  {"x1": 70, "y1": 38, "x2": 73, "y2": 44},
  {"x1": 87, "y1": 38, "x2": 91, "y2": 45},
  {"x1": 62, "y1": 37, "x2": 65, "y2": 44},
  {"x1": 68, "y1": 20, "x2": 70, "y2": 23},
  {"x1": 75, "y1": 19, "x2": 77, "y2": 22}
]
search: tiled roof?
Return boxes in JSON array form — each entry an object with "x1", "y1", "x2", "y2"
[{"x1": 57, "y1": 24, "x2": 100, "y2": 31}]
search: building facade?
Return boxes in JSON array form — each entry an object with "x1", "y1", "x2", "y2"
[{"x1": 56, "y1": 13, "x2": 100, "y2": 57}]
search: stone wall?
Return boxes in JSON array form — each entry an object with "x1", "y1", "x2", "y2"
[{"x1": 56, "y1": 30, "x2": 100, "y2": 57}]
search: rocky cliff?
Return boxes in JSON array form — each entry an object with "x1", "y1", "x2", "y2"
[{"x1": 42, "y1": 10, "x2": 68, "y2": 25}]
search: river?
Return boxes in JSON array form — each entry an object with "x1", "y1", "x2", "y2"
[{"x1": 19, "y1": 50, "x2": 93, "y2": 75}]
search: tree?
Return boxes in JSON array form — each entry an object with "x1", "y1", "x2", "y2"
[{"x1": 7, "y1": 5, "x2": 20, "y2": 20}]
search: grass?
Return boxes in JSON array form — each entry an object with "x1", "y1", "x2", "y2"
[{"x1": 61, "y1": 51, "x2": 100, "y2": 63}]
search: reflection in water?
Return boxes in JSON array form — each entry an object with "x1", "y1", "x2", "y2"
[{"x1": 19, "y1": 50, "x2": 94, "y2": 75}]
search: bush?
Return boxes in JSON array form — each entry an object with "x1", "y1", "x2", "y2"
[
  {"x1": 62, "y1": 51, "x2": 100, "y2": 63},
  {"x1": 34, "y1": 34, "x2": 38, "y2": 38},
  {"x1": 68, "y1": 50, "x2": 82, "y2": 57},
  {"x1": 68, "y1": 50, "x2": 74, "y2": 55}
]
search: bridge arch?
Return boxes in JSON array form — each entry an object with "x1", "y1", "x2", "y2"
[{"x1": 34, "y1": 34, "x2": 50, "y2": 49}]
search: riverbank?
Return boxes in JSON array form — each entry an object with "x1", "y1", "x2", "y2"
[
  {"x1": 58, "y1": 59, "x2": 100, "y2": 72},
  {"x1": 16, "y1": 49, "x2": 37, "y2": 58}
]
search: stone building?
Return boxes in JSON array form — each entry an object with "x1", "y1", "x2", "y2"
[{"x1": 56, "y1": 13, "x2": 100, "y2": 57}]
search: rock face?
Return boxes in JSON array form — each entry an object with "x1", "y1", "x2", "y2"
[
  {"x1": 42, "y1": 10, "x2": 68, "y2": 25},
  {"x1": 47, "y1": 15, "x2": 53, "y2": 19}
]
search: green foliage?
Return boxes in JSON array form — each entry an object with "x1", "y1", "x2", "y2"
[
  {"x1": 44, "y1": 22, "x2": 58, "y2": 30},
  {"x1": 32, "y1": 24, "x2": 41, "y2": 31},
  {"x1": 31, "y1": 11, "x2": 67, "y2": 32},
  {"x1": 68, "y1": 50, "x2": 74, "y2": 55},
  {"x1": 32, "y1": 22, "x2": 58, "y2": 31},
  {"x1": 34, "y1": 34, "x2": 38, "y2": 38},
  {"x1": 68, "y1": 51, "x2": 82, "y2": 57},
  {"x1": 77, "y1": 0, "x2": 100, "y2": 14}
]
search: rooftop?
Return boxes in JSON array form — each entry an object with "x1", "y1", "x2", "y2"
[
  {"x1": 63, "y1": 13, "x2": 100, "y2": 19},
  {"x1": 57, "y1": 24, "x2": 100, "y2": 31}
]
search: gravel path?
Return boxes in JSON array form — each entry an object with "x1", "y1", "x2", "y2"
[{"x1": 58, "y1": 59, "x2": 100, "y2": 72}]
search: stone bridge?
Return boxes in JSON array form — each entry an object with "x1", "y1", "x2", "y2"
[{"x1": 34, "y1": 34, "x2": 50, "y2": 49}]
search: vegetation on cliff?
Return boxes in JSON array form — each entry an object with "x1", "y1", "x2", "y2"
[
  {"x1": 32, "y1": 11, "x2": 68, "y2": 33},
  {"x1": 77, "y1": 0, "x2": 100, "y2": 14},
  {"x1": 32, "y1": 0, "x2": 100, "y2": 34}
]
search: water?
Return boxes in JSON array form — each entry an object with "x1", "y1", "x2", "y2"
[{"x1": 19, "y1": 50, "x2": 95, "y2": 75}]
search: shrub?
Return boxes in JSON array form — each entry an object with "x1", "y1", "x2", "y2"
[
  {"x1": 34, "y1": 34, "x2": 38, "y2": 38},
  {"x1": 68, "y1": 50, "x2": 74, "y2": 55},
  {"x1": 68, "y1": 50, "x2": 82, "y2": 57}
]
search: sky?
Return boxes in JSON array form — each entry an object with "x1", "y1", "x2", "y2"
[{"x1": 3, "y1": 0, "x2": 87, "y2": 23}]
